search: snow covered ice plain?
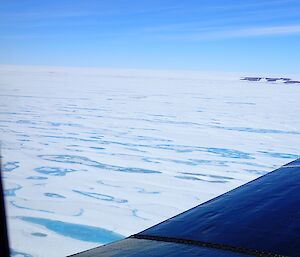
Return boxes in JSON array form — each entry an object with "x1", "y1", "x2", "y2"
[{"x1": 0, "y1": 65, "x2": 299, "y2": 257}]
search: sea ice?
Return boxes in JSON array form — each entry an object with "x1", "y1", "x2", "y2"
[{"x1": 0, "y1": 65, "x2": 299, "y2": 256}]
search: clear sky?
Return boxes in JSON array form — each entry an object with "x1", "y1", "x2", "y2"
[{"x1": 1, "y1": 0, "x2": 300, "y2": 74}]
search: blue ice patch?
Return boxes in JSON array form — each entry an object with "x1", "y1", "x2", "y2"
[
  {"x1": 31, "y1": 232, "x2": 47, "y2": 237},
  {"x1": 10, "y1": 201, "x2": 55, "y2": 214},
  {"x1": 180, "y1": 172, "x2": 234, "y2": 181},
  {"x1": 212, "y1": 125, "x2": 300, "y2": 135},
  {"x1": 35, "y1": 166, "x2": 77, "y2": 176},
  {"x1": 38, "y1": 154, "x2": 161, "y2": 174},
  {"x1": 154, "y1": 144, "x2": 253, "y2": 159},
  {"x1": 3, "y1": 161, "x2": 19, "y2": 172},
  {"x1": 73, "y1": 190, "x2": 127, "y2": 203},
  {"x1": 18, "y1": 216, "x2": 124, "y2": 244},
  {"x1": 258, "y1": 151, "x2": 299, "y2": 159},
  {"x1": 175, "y1": 175, "x2": 228, "y2": 183},
  {"x1": 26, "y1": 176, "x2": 48, "y2": 180},
  {"x1": 136, "y1": 188, "x2": 160, "y2": 194},
  {"x1": 4, "y1": 184, "x2": 22, "y2": 196},
  {"x1": 44, "y1": 193, "x2": 66, "y2": 198}
]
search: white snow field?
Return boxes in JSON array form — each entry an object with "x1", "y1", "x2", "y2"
[{"x1": 0, "y1": 65, "x2": 299, "y2": 257}]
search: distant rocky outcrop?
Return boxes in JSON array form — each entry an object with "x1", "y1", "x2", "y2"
[{"x1": 241, "y1": 77, "x2": 300, "y2": 84}]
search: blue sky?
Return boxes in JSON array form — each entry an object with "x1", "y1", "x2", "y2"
[{"x1": 1, "y1": 0, "x2": 300, "y2": 73}]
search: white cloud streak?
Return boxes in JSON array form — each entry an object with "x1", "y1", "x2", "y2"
[{"x1": 160, "y1": 25, "x2": 300, "y2": 41}]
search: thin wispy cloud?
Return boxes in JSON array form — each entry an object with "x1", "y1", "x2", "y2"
[
  {"x1": 170, "y1": 24, "x2": 300, "y2": 41},
  {"x1": 231, "y1": 25, "x2": 300, "y2": 37}
]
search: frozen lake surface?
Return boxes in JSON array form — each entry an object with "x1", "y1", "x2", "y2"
[{"x1": 1, "y1": 65, "x2": 299, "y2": 257}]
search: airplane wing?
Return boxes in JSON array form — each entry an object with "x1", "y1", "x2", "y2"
[{"x1": 70, "y1": 158, "x2": 300, "y2": 257}]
